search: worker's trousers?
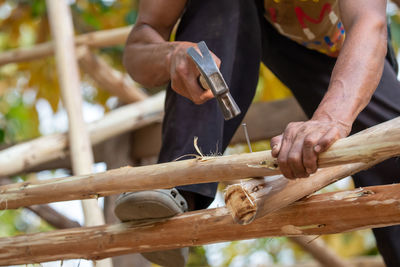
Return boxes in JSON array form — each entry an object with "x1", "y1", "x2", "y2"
[{"x1": 157, "y1": 0, "x2": 400, "y2": 265}]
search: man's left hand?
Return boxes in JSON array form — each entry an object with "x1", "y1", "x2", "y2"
[{"x1": 270, "y1": 120, "x2": 351, "y2": 179}]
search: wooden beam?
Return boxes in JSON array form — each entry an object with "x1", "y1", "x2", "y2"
[
  {"x1": 27, "y1": 205, "x2": 81, "y2": 229},
  {"x1": 0, "y1": 184, "x2": 399, "y2": 265},
  {"x1": 224, "y1": 159, "x2": 381, "y2": 225},
  {"x1": 0, "y1": 26, "x2": 132, "y2": 66},
  {"x1": 0, "y1": 98, "x2": 304, "y2": 174},
  {"x1": 290, "y1": 236, "x2": 348, "y2": 267},
  {"x1": 131, "y1": 98, "x2": 308, "y2": 159},
  {"x1": 77, "y1": 46, "x2": 147, "y2": 103},
  {"x1": 0, "y1": 91, "x2": 164, "y2": 177},
  {"x1": 225, "y1": 115, "x2": 400, "y2": 224},
  {"x1": 46, "y1": 2, "x2": 111, "y2": 266},
  {"x1": 1, "y1": 116, "x2": 399, "y2": 210}
]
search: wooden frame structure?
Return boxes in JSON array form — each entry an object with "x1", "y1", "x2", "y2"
[{"x1": 0, "y1": 2, "x2": 397, "y2": 267}]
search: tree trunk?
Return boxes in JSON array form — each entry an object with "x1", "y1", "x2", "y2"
[{"x1": 0, "y1": 183, "x2": 399, "y2": 265}]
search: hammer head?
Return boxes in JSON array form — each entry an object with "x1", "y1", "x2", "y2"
[{"x1": 187, "y1": 41, "x2": 241, "y2": 120}]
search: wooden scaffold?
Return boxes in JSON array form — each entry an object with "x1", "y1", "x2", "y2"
[{"x1": 0, "y1": 1, "x2": 399, "y2": 267}]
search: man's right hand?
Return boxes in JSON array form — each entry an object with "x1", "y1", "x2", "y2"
[{"x1": 168, "y1": 41, "x2": 221, "y2": 105}]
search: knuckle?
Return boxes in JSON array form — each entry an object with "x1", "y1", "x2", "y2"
[
  {"x1": 304, "y1": 137, "x2": 317, "y2": 148},
  {"x1": 175, "y1": 63, "x2": 188, "y2": 75},
  {"x1": 288, "y1": 153, "x2": 301, "y2": 163}
]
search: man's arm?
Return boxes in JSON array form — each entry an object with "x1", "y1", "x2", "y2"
[
  {"x1": 271, "y1": 0, "x2": 387, "y2": 179},
  {"x1": 123, "y1": 0, "x2": 215, "y2": 104}
]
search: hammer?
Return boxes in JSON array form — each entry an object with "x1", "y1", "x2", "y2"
[{"x1": 187, "y1": 41, "x2": 241, "y2": 120}]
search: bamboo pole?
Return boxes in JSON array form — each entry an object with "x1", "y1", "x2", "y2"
[
  {"x1": 46, "y1": 1, "x2": 111, "y2": 266},
  {"x1": 0, "y1": 183, "x2": 399, "y2": 265},
  {"x1": 0, "y1": 26, "x2": 132, "y2": 66},
  {"x1": 1, "y1": 116, "x2": 400, "y2": 210},
  {"x1": 77, "y1": 45, "x2": 147, "y2": 103},
  {"x1": 0, "y1": 91, "x2": 164, "y2": 177}
]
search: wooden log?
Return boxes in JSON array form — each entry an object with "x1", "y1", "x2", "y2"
[
  {"x1": 290, "y1": 236, "x2": 348, "y2": 267},
  {"x1": 0, "y1": 26, "x2": 132, "y2": 66},
  {"x1": 224, "y1": 160, "x2": 380, "y2": 225},
  {"x1": 12, "y1": 98, "x2": 304, "y2": 174},
  {"x1": 1, "y1": 116, "x2": 399, "y2": 210},
  {"x1": 1, "y1": 177, "x2": 81, "y2": 229},
  {"x1": 0, "y1": 184, "x2": 399, "y2": 265},
  {"x1": 27, "y1": 205, "x2": 81, "y2": 229},
  {"x1": 0, "y1": 91, "x2": 164, "y2": 177},
  {"x1": 46, "y1": 2, "x2": 111, "y2": 266},
  {"x1": 224, "y1": 116, "x2": 400, "y2": 224},
  {"x1": 77, "y1": 46, "x2": 147, "y2": 103}
]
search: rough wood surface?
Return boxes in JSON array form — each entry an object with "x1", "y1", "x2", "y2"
[
  {"x1": 0, "y1": 92, "x2": 164, "y2": 177},
  {"x1": 46, "y1": 2, "x2": 111, "y2": 266},
  {"x1": 1, "y1": 116, "x2": 399, "y2": 210},
  {"x1": 224, "y1": 160, "x2": 380, "y2": 225},
  {"x1": 77, "y1": 46, "x2": 147, "y2": 103},
  {"x1": 0, "y1": 184, "x2": 399, "y2": 265},
  {"x1": 224, "y1": 116, "x2": 400, "y2": 224},
  {"x1": 0, "y1": 26, "x2": 131, "y2": 66}
]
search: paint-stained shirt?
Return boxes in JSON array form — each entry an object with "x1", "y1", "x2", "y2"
[{"x1": 264, "y1": 0, "x2": 345, "y2": 57}]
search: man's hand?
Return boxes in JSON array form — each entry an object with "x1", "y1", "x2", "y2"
[
  {"x1": 168, "y1": 42, "x2": 221, "y2": 105},
  {"x1": 270, "y1": 119, "x2": 351, "y2": 179}
]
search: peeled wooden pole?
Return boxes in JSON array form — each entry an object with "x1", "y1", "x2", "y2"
[
  {"x1": 77, "y1": 46, "x2": 147, "y2": 103},
  {"x1": 0, "y1": 184, "x2": 399, "y2": 265},
  {"x1": 0, "y1": 91, "x2": 164, "y2": 177},
  {"x1": 0, "y1": 26, "x2": 132, "y2": 66},
  {"x1": 290, "y1": 236, "x2": 349, "y2": 267},
  {"x1": 1, "y1": 116, "x2": 400, "y2": 210},
  {"x1": 46, "y1": 1, "x2": 111, "y2": 266},
  {"x1": 225, "y1": 116, "x2": 400, "y2": 225},
  {"x1": 224, "y1": 160, "x2": 381, "y2": 225}
]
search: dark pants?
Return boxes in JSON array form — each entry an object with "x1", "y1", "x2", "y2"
[{"x1": 157, "y1": 0, "x2": 400, "y2": 265}]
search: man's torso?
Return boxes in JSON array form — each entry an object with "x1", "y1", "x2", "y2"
[{"x1": 264, "y1": 0, "x2": 344, "y2": 57}]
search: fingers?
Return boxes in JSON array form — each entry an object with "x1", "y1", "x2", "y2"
[
  {"x1": 302, "y1": 131, "x2": 322, "y2": 175},
  {"x1": 275, "y1": 121, "x2": 343, "y2": 180},
  {"x1": 170, "y1": 42, "x2": 219, "y2": 105},
  {"x1": 315, "y1": 127, "x2": 341, "y2": 153},
  {"x1": 270, "y1": 135, "x2": 282, "y2": 157}
]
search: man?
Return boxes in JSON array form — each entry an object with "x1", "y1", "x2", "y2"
[{"x1": 115, "y1": 0, "x2": 400, "y2": 266}]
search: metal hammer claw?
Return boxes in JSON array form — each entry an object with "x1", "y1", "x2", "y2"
[{"x1": 187, "y1": 41, "x2": 241, "y2": 120}]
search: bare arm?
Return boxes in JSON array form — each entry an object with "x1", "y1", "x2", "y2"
[
  {"x1": 271, "y1": 0, "x2": 387, "y2": 179},
  {"x1": 123, "y1": 0, "x2": 215, "y2": 104}
]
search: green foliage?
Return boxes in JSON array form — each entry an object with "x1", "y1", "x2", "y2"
[{"x1": 187, "y1": 246, "x2": 210, "y2": 267}]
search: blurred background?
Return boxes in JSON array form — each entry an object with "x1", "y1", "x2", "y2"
[{"x1": 1, "y1": 1, "x2": 399, "y2": 266}]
